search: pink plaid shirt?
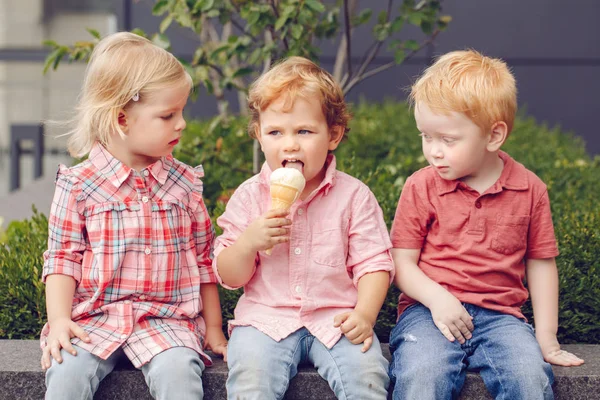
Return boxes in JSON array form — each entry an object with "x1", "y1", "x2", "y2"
[
  {"x1": 41, "y1": 144, "x2": 216, "y2": 367},
  {"x1": 213, "y1": 155, "x2": 394, "y2": 348}
]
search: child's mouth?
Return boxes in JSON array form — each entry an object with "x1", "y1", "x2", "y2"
[
  {"x1": 282, "y1": 160, "x2": 304, "y2": 173},
  {"x1": 169, "y1": 139, "x2": 179, "y2": 146}
]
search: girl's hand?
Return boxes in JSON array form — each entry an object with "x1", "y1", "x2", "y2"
[
  {"x1": 239, "y1": 209, "x2": 292, "y2": 253},
  {"x1": 41, "y1": 317, "x2": 91, "y2": 370},
  {"x1": 428, "y1": 292, "x2": 474, "y2": 344},
  {"x1": 333, "y1": 310, "x2": 375, "y2": 353},
  {"x1": 537, "y1": 332, "x2": 584, "y2": 367},
  {"x1": 205, "y1": 325, "x2": 228, "y2": 362}
]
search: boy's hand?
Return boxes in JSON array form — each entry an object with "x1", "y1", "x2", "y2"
[
  {"x1": 41, "y1": 317, "x2": 91, "y2": 370},
  {"x1": 428, "y1": 292, "x2": 474, "y2": 344},
  {"x1": 333, "y1": 310, "x2": 374, "y2": 353},
  {"x1": 536, "y1": 332, "x2": 584, "y2": 367},
  {"x1": 239, "y1": 209, "x2": 292, "y2": 253},
  {"x1": 205, "y1": 325, "x2": 228, "y2": 362}
]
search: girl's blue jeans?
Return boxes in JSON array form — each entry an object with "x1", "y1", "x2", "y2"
[
  {"x1": 389, "y1": 303, "x2": 554, "y2": 400},
  {"x1": 45, "y1": 345, "x2": 205, "y2": 400},
  {"x1": 226, "y1": 325, "x2": 390, "y2": 400}
]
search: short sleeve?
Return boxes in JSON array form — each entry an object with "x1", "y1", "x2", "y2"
[
  {"x1": 526, "y1": 189, "x2": 559, "y2": 259},
  {"x1": 390, "y1": 175, "x2": 432, "y2": 249}
]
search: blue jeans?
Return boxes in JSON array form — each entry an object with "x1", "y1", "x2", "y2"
[
  {"x1": 389, "y1": 304, "x2": 554, "y2": 400},
  {"x1": 227, "y1": 326, "x2": 390, "y2": 400},
  {"x1": 45, "y1": 345, "x2": 205, "y2": 400}
]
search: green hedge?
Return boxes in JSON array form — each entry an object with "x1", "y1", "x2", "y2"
[{"x1": 1, "y1": 101, "x2": 599, "y2": 343}]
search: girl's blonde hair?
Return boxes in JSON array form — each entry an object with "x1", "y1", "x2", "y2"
[
  {"x1": 410, "y1": 49, "x2": 517, "y2": 135},
  {"x1": 66, "y1": 31, "x2": 192, "y2": 157},
  {"x1": 247, "y1": 56, "x2": 351, "y2": 139}
]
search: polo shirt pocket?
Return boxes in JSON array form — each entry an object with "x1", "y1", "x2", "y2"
[
  {"x1": 310, "y1": 220, "x2": 348, "y2": 267},
  {"x1": 490, "y1": 215, "x2": 530, "y2": 255}
]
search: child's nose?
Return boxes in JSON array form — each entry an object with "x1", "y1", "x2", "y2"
[
  {"x1": 429, "y1": 142, "x2": 443, "y2": 158},
  {"x1": 283, "y1": 134, "x2": 300, "y2": 151},
  {"x1": 176, "y1": 116, "x2": 186, "y2": 131}
]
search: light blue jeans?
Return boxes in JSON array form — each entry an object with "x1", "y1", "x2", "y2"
[
  {"x1": 227, "y1": 326, "x2": 389, "y2": 400},
  {"x1": 45, "y1": 345, "x2": 205, "y2": 400},
  {"x1": 389, "y1": 303, "x2": 554, "y2": 400}
]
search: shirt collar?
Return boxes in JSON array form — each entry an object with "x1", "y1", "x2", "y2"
[
  {"x1": 258, "y1": 154, "x2": 338, "y2": 196},
  {"x1": 436, "y1": 151, "x2": 528, "y2": 196},
  {"x1": 89, "y1": 143, "x2": 172, "y2": 189}
]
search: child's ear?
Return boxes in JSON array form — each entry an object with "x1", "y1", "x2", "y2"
[
  {"x1": 487, "y1": 121, "x2": 508, "y2": 152},
  {"x1": 254, "y1": 127, "x2": 264, "y2": 151},
  {"x1": 118, "y1": 110, "x2": 128, "y2": 132},
  {"x1": 328, "y1": 126, "x2": 344, "y2": 151}
]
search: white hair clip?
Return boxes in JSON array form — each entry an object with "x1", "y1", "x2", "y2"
[{"x1": 132, "y1": 92, "x2": 140, "y2": 102}]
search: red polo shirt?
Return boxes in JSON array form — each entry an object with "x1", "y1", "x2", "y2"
[{"x1": 390, "y1": 151, "x2": 559, "y2": 320}]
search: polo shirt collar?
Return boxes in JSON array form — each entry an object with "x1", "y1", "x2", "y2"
[{"x1": 436, "y1": 151, "x2": 528, "y2": 196}]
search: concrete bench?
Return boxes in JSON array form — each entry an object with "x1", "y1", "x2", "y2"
[{"x1": 0, "y1": 340, "x2": 597, "y2": 399}]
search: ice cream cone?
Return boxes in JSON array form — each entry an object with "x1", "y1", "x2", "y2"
[{"x1": 266, "y1": 168, "x2": 305, "y2": 255}]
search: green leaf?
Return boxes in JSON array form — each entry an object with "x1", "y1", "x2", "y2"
[
  {"x1": 275, "y1": 15, "x2": 288, "y2": 31},
  {"x1": 175, "y1": 11, "x2": 193, "y2": 28},
  {"x1": 232, "y1": 67, "x2": 254, "y2": 79},
  {"x1": 151, "y1": 33, "x2": 171, "y2": 49},
  {"x1": 131, "y1": 28, "x2": 147, "y2": 38},
  {"x1": 206, "y1": 9, "x2": 220, "y2": 18},
  {"x1": 86, "y1": 28, "x2": 101, "y2": 40},
  {"x1": 394, "y1": 49, "x2": 406, "y2": 64},
  {"x1": 199, "y1": 0, "x2": 215, "y2": 12},
  {"x1": 408, "y1": 12, "x2": 422, "y2": 26},
  {"x1": 420, "y1": 20, "x2": 433, "y2": 35},
  {"x1": 437, "y1": 14, "x2": 452, "y2": 30},
  {"x1": 404, "y1": 39, "x2": 420, "y2": 51},
  {"x1": 192, "y1": 47, "x2": 205, "y2": 65},
  {"x1": 291, "y1": 24, "x2": 304, "y2": 40},
  {"x1": 247, "y1": 48, "x2": 261, "y2": 65},
  {"x1": 42, "y1": 40, "x2": 58, "y2": 48},
  {"x1": 210, "y1": 44, "x2": 231, "y2": 61},
  {"x1": 439, "y1": 15, "x2": 452, "y2": 24},
  {"x1": 247, "y1": 10, "x2": 260, "y2": 26},
  {"x1": 159, "y1": 15, "x2": 173, "y2": 33},
  {"x1": 152, "y1": 0, "x2": 170, "y2": 15},
  {"x1": 304, "y1": 0, "x2": 325, "y2": 13},
  {"x1": 203, "y1": 78, "x2": 214, "y2": 94},
  {"x1": 352, "y1": 9, "x2": 372, "y2": 26},
  {"x1": 43, "y1": 48, "x2": 62, "y2": 74},
  {"x1": 390, "y1": 17, "x2": 404, "y2": 32}
]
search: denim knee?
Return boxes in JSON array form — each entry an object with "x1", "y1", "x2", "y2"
[
  {"x1": 388, "y1": 305, "x2": 466, "y2": 400},
  {"x1": 142, "y1": 347, "x2": 205, "y2": 400},
  {"x1": 45, "y1": 347, "x2": 110, "y2": 400},
  {"x1": 310, "y1": 335, "x2": 389, "y2": 400},
  {"x1": 226, "y1": 326, "x2": 303, "y2": 400}
]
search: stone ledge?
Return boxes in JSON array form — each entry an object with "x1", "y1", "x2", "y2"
[{"x1": 0, "y1": 341, "x2": 597, "y2": 399}]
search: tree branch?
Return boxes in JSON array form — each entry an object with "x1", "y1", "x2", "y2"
[
  {"x1": 346, "y1": 0, "x2": 393, "y2": 89},
  {"x1": 343, "y1": 0, "x2": 353, "y2": 78},
  {"x1": 269, "y1": 0, "x2": 289, "y2": 51},
  {"x1": 343, "y1": 30, "x2": 440, "y2": 95},
  {"x1": 333, "y1": 37, "x2": 347, "y2": 83}
]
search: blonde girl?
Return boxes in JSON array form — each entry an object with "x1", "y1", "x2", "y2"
[{"x1": 40, "y1": 31, "x2": 227, "y2": 400}]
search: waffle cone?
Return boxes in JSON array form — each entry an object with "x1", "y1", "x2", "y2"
[{"x1": 269, "y1": 183, "x2": 300, "y2": 210}]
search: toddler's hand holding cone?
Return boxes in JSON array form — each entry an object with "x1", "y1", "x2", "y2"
[{"x1": 266, "y1": 168, "x2": 305, "y2": 255}]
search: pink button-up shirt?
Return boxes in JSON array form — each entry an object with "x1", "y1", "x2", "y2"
[
  {"x1": 41, "y1": 144, "x2": 216, "y2": 367},
  {"x1": 213, "y1": 155, "x2": 394, "y2": 348}
]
